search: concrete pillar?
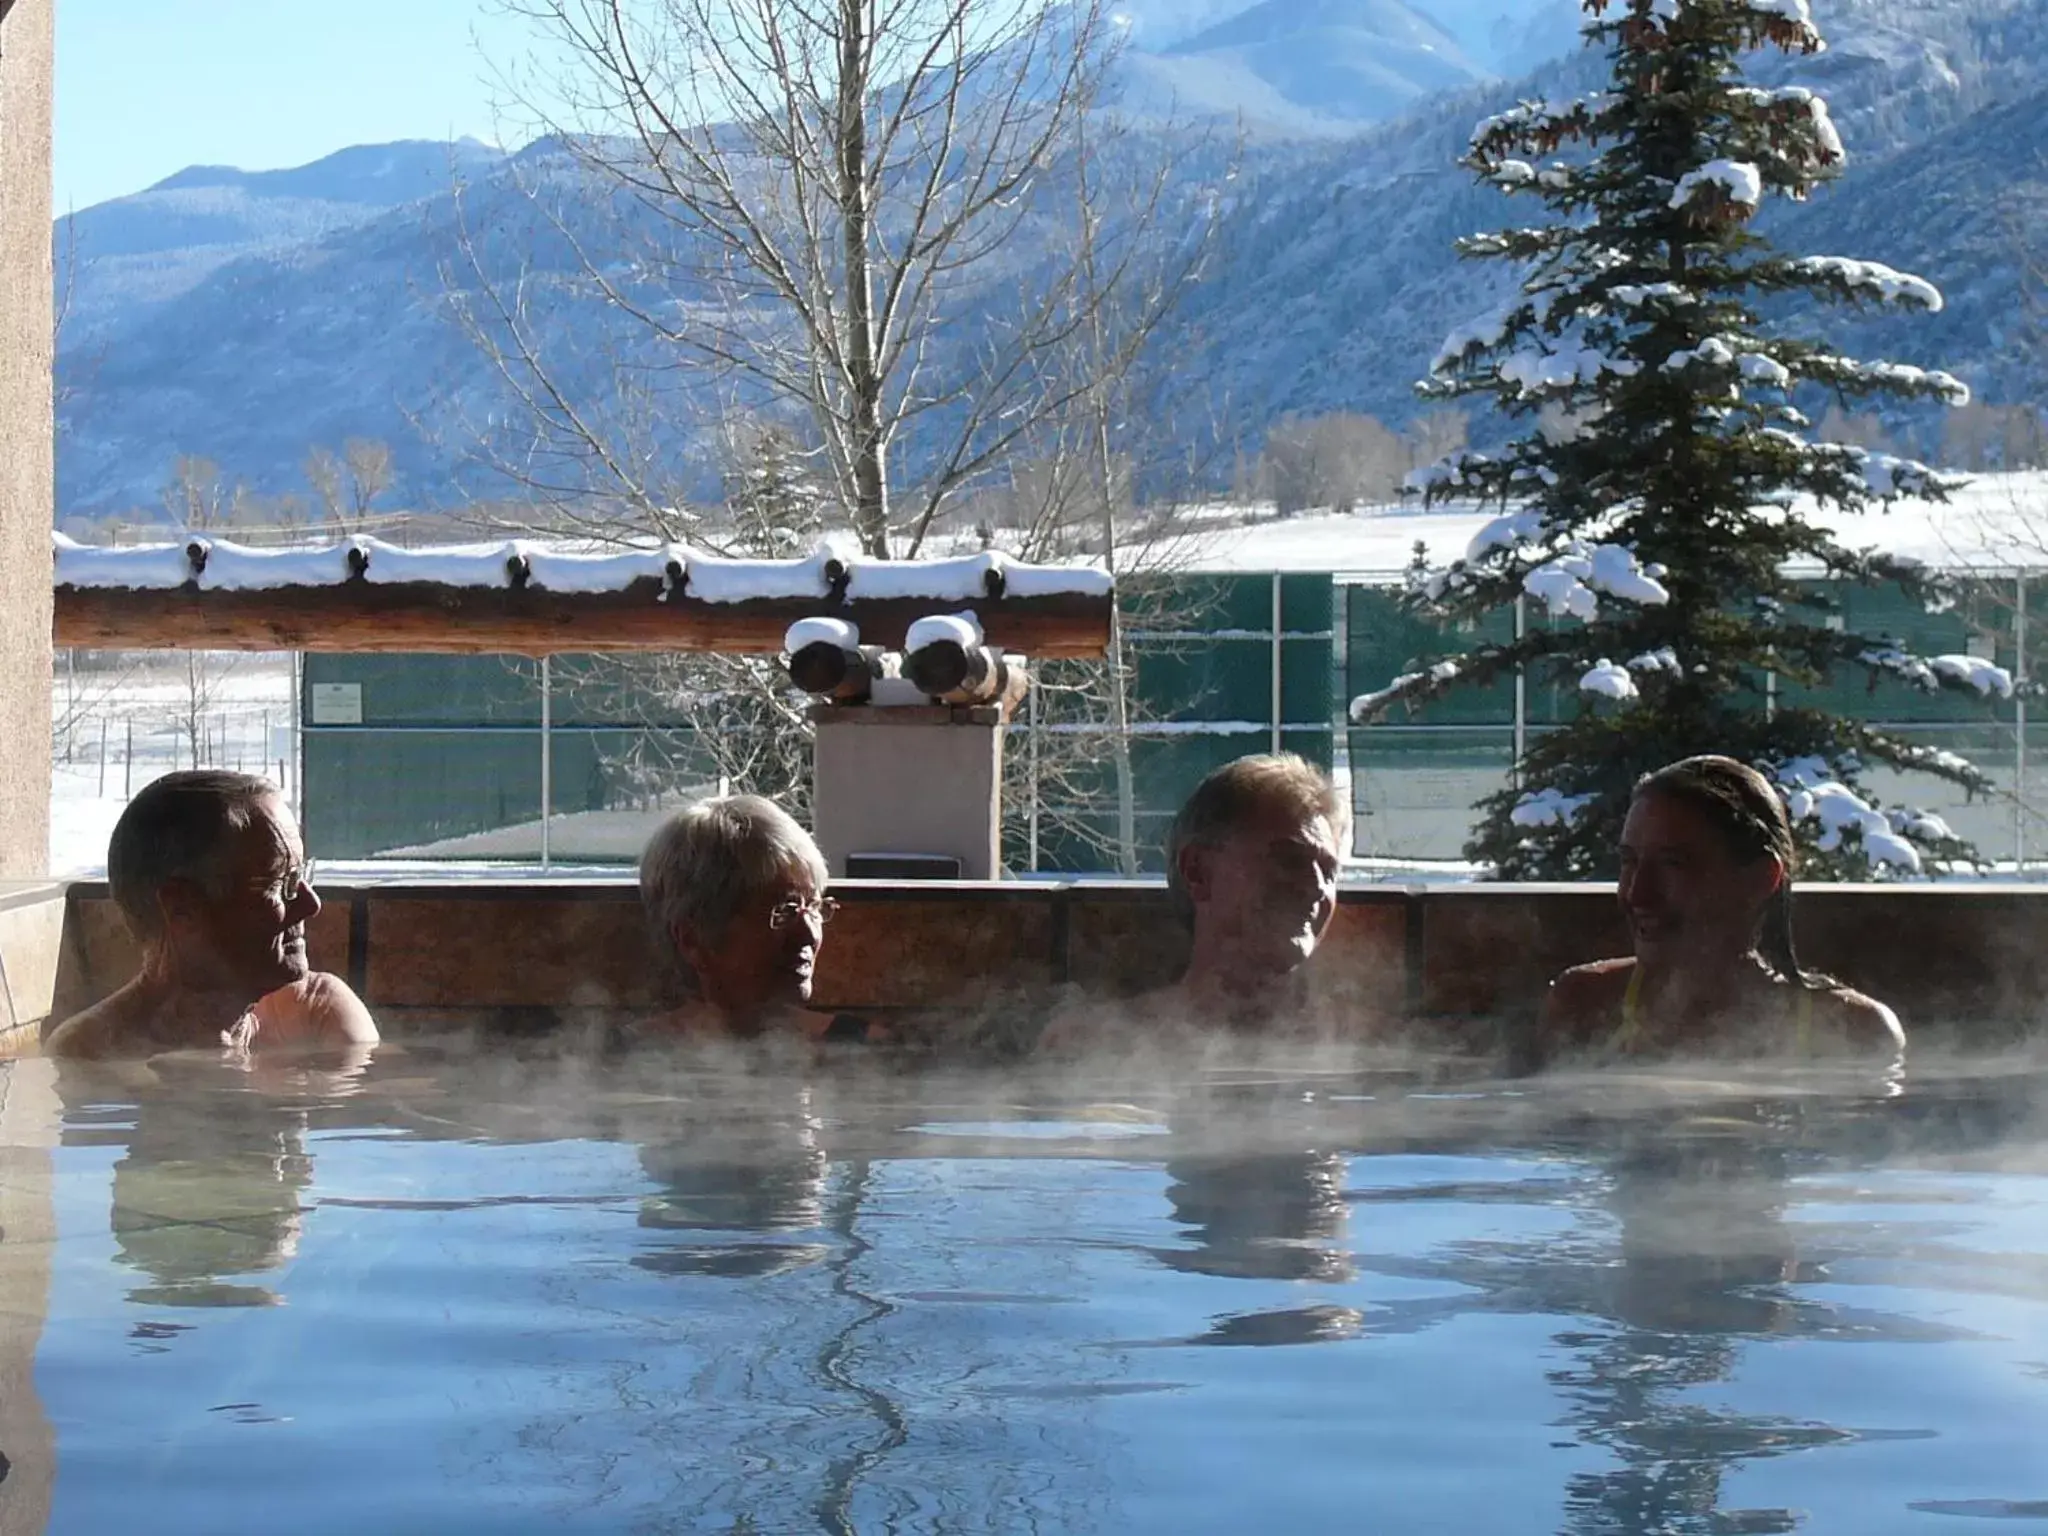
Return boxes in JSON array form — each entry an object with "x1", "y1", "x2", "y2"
[
  {"x1": 0, "y1": 0, "x2": 54, "y2": 879},
  {"x1": 812, "y1": 705, "x2": 1005, "y2": 880}
]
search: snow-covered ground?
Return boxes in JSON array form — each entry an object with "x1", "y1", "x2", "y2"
[{"x1": 1163, "y1": 471, "x2": 2048, "y2": 576}]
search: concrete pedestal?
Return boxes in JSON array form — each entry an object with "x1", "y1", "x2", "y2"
[{"x1": 811, "y1": 705, "x2": 1004, "y2": 880}]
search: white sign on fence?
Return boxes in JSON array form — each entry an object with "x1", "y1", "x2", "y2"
[{"x1": 309, "y1": 683, "x2": 363, "y2": 726}]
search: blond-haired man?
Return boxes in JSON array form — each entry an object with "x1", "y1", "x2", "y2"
[{"x1": 1041, "y1": 753, "x2": 1349, "y2": 1050}]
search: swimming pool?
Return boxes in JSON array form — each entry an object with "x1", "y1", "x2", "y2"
[{"x1": 4, "y1": 1048, "x2": 2047, "y2": 1534}]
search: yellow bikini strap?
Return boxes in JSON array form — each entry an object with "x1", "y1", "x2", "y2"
[{"x1": 1617, "y1": 965, "x2": 1645, "y2": 1048}]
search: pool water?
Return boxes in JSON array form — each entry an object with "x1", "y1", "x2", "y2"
[{"x1": 5, "y1": 1047, "x2": 2048, "y2": 1534}]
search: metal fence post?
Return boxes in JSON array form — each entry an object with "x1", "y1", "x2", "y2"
[
  {"x1": 2018, "y1": 570, "x2": 2029, "y2": 872},
  {"x1": 1026, "y1": 673, "x2": 1040, "y2": 873},
  {"x1": 540, "y1": 655, "x2": 553, "y2": 871},
  {"x1": 290, "y1": 653, "x2": 304, "y2": 817},
  {"x1": 1270, "y1": 572, "x2": 1283, "y2": 756}
]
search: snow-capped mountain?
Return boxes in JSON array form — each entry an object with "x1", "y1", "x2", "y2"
[
  {"x1": 1105, "y1": 0, "x2": 1259, "y2": 51},
  {"x1": 1118, "y1": 0, "x2": 1489, "y2": 134},
  {"x1": 56, "y1": 139, "x2": 506, "y2": 345},
  {"x1": 50, "y1": 0, "x2": 2048, "y2": 521},
  {"x1": 1113, "y1": 0, "x2": 1579, "y2": 77},
  {"x1": 1109, "y1": 0, "x2": 1589, "y2": 134},
  {"x1": 1417, "y1": 0, "x2": 1584, "y2": 72}
]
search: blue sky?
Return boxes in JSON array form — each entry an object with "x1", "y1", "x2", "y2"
[{"x1": 56, "y1": 1, "x2": 529, "y2": 210}]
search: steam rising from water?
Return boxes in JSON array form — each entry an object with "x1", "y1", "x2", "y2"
[{"x1": 26, "y1": 1030, "x2": 2048, "y2": 1532}]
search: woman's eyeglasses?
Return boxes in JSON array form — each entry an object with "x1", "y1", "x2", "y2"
[
  {"x1": 254, "y1": 858, "x2": 317, "y2": 904},
  {"x1": 768, "y1": 896, "x2": 841, "y2": 930}
]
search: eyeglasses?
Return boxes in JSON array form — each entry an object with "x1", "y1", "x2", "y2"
[
  {"x1": 256, "y1": 858, "x2": 317, "y2": 903},
  {"x1": 768, "y1": 896, "x2": 841, "y2": 930}
]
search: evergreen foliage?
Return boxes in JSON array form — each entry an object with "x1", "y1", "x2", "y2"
[{"x1": 1353, "y1": 0, "x2": 2008, "y2": 880}]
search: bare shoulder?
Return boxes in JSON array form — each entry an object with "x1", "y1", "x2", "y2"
[
  {"x1": 43, "y1": 996, "x2": 125, "y2": 1060},
  {"x1": 44, "y1": 975, "x2": 168, "y2": 1059},
  {"x1": 1813, "y1": 985, "x2": 1905, "y2": 1057},
  {"x1": 1037, "y1": 986, "x2": 1159, "y2": 1055},
  {"x1": 1518, "y1": 958, "x2": 1633, "y2": 1070},
  {"x1": 1542, "y1": 958, "x2": 1635, "y2": 1023},
  {"x1": 254, "y1": 972, "x2": 380, "y2": 1047}
]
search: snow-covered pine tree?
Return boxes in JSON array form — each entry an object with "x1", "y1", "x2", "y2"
[{"x1": 1351, "y1": 0, "x2": 2007, "y2": 880}]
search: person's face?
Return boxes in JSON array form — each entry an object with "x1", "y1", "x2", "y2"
[
  {"x1": 676, "y1": 864, "x2": 829, "y2": 1017},
  {"x1": 1617, "y1": 791, "x2": 1780, "y2": 969},
  {"x1": 161, "y1": 796, "x2": 321, "y2": 997},
  {"x1": 1181, "y1": 803, "x2": 1341, "y2": 976}
]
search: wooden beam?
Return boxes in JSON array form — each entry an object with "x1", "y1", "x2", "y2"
[{"x1": 52, "y1": 579, "x2": 1112, "y2": 658}]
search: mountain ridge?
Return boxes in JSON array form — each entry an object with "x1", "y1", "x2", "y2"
[{"x1": 51, "y1": 0, "x2": 2048, "y2": 523}]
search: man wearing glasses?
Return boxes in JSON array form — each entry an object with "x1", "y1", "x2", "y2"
[{"x1": 47, "y1": 770, "x2": 378, "y2": 1058}]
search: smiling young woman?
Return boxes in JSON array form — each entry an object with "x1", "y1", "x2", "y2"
[{"x1": 1533, "y1": 756, "x2": 1902, "y2": 1068}]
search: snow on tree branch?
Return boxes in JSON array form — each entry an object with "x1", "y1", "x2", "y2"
[
  {"x1": 1524, "y1": 542, "x2": 1670, "y2": 619},
  {"x1": 1669, "y1": 159, "x2": 1763, "y2": 213},
  {"x1": 1792, "y1": 352, "x2": 1970, "y2": 404},
  {"x1": 1579, "y1": 658, "x2": 1639, "y2": 700},
  {"x1": 1779, "y1": 256, "x2": 1944, "y2": 311},
  {"x1": 1511, "y1": 787, "x2": 1597, "y2": 828},
  {"x1": 1930, "y1": 654, "x2": 2016, "y2": 698},
  {"x1": 1856, "y1": 643, "x2": 2014, "y2": 700},
  {"x1": 1348, "y1": 659, "x2": 1462, "y2": 723},
  {"x1": 1469, "y1": 95, "x2": 1616, "y2": 163}
]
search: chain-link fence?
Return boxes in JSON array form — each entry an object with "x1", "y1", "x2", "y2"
[{"x1": 58, "y1": 563, "x2": 2048, "y2": 877}]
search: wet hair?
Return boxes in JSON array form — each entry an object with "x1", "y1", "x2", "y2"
[
  {"x1": 638, "y1": 794, "x2": 829, "y2": 992},
  {"x1": 1165, "y1": 753, "x2": 1350, "y2": 926},
  {"x1": 108, "y1": 771, "x2": 283, "y2": 940},
  {"x1": 1632, "y1": 755, "x2": 1830, "y2": 989}
]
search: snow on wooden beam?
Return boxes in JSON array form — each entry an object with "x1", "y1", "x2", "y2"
[{"x1": 50, "y1": 535, "x2": 1115, "y2": 657}]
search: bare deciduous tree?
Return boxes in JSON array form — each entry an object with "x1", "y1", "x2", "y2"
[
  {"x1": 468, "y1": 0, "x2": 1169, "y2": 555},
  {"x1": 1944, "y1": 400, "x2": 2048, "y2": 471},
  {"x1": 344, "y1": 438, "x2": 395, "y2": 521},
  {"x1": 439, "y1": 2, "x2": 1227, "y2": 870},
  {"x1": 1404, "y1": 407, "x2": 1470, "y2": 474},
  {"x1": 1258, "y1": 412, "x2": 1408, "y2": 515},
  {"x1": 51, "y1": 647, "x2": 140, "y2": 768},
  {"x1": 306, "y1": 438, "x2": 397, "y2": 535},
  {"x1": 534, "y1": 420, "x2": 841, "y2": 828},
  {"x1": 163, "y1": 454, "x2": 229, "y2": 531},
  {"x1": 1814, "y1": 403, "x2": 1897, "y2": 455}
]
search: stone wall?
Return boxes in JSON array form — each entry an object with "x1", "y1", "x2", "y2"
[{"x1": 0, "y1": 0, "x2": 54, "y2": 879}]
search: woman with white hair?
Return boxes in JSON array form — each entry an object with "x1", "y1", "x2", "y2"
[{"x1": 637, "y1": 794, "x2": 881, "y2": 1044}]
